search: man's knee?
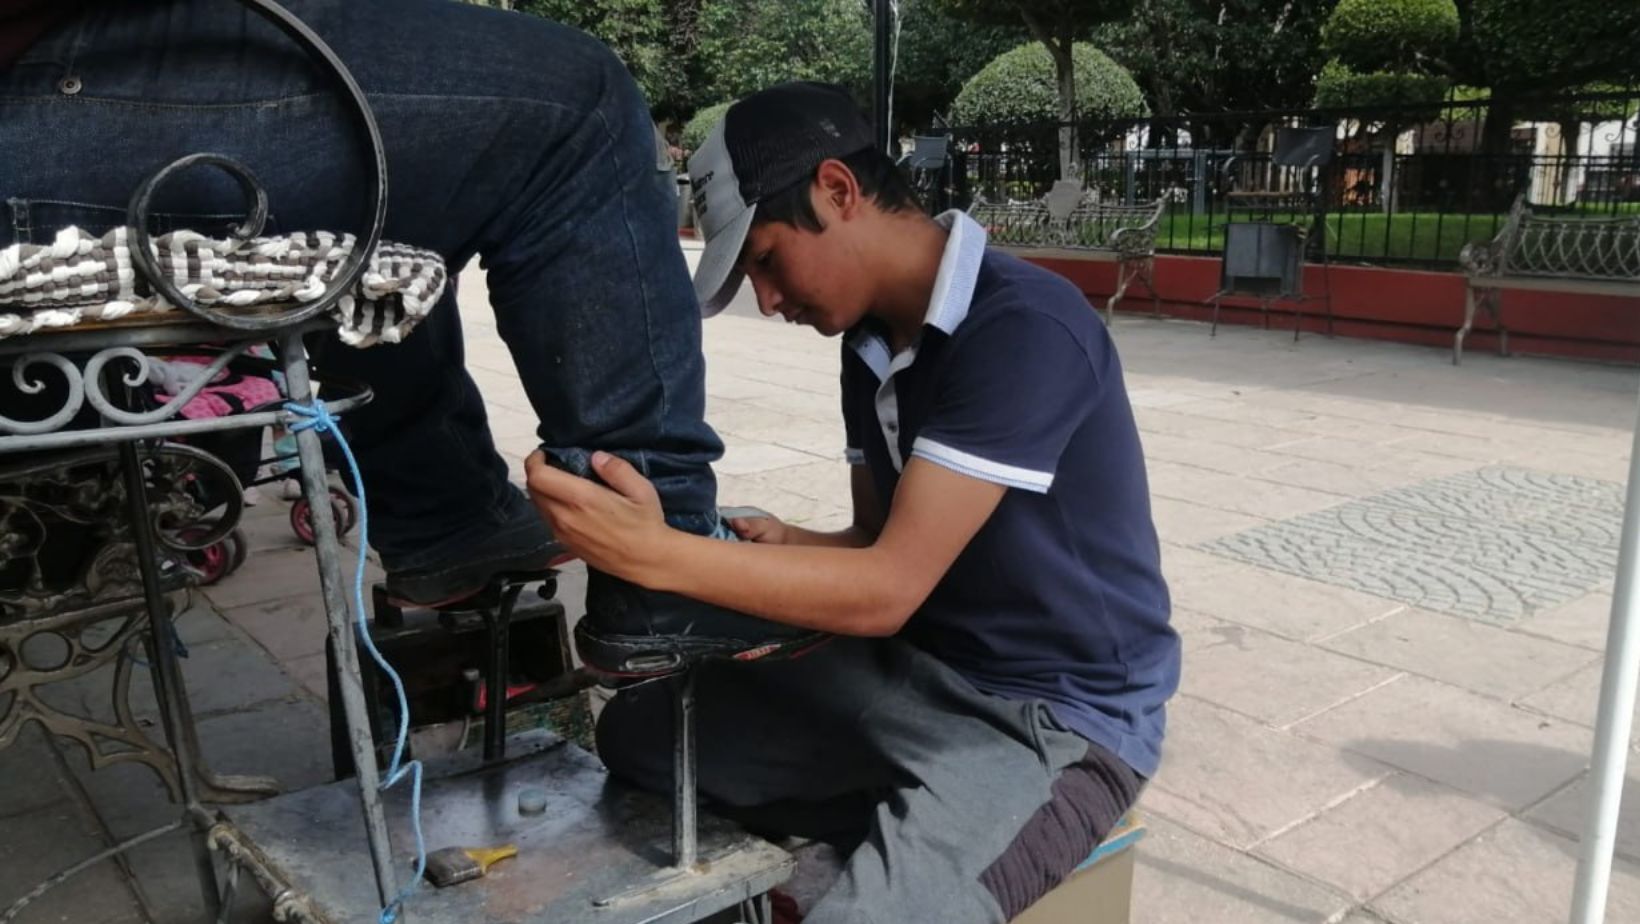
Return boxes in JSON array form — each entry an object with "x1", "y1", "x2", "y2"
[{"x1": 592, "y1": 685, "x2": 674, "y2": 790}]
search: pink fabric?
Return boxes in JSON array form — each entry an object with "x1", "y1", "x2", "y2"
[{"x1": 152, "y1": 355, "x2": 281, "y2": 420}]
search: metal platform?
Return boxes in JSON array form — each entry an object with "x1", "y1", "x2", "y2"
[{"x1": 212, "y1": 731, "x2": 793, "y2": 924}]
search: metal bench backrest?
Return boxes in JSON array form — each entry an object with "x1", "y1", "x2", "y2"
[
  {"x1": 968, "y1": 195, "x2": 1163, "y2": 252},
  {"x1": 1494, "y1": 197, "x2": 1640, "y2": 282},
  {"x1": 1064, "y1": 202, "x2": 1162, "y2": 250}
]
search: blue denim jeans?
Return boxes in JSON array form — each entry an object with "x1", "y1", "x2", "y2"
[{"x1": 1, "y1": 0, "x2": 723, "y2": 566}]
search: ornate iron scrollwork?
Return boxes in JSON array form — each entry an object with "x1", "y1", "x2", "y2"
[
  {"x1": 0, "y1": 342, "x2": 261, "y2": 437},
  {"x1": 0, "y1": 443, "x2": 246, "y2": 801}
]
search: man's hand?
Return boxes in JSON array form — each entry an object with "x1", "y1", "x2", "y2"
[
  {"x1": 726, "y1": 511, "x2": 790, "y2": 544},
  {"x1": 523, "y1": 450, "x2": 671, "y2": 583}
]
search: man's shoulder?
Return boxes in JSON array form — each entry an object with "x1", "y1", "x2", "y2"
[{"x1": 960, "y1": 249, "x2": 1109, "y2": 354}]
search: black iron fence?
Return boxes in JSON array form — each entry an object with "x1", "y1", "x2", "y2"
[{"x1": 911, "y1": 87, "x2": 1640, "y2": 270}]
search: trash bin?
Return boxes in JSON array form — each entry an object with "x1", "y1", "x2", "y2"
[{"x1": 1219, "y1": 221, "x2": 1303, "y2": 299}]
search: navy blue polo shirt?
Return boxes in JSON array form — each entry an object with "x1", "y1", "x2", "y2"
[{"x1": 841, "y1": 211, "x2": 1178, "y2": 777}]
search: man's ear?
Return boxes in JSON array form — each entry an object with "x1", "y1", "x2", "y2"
[{"x1": 812, "y1": 159, "x2": 862, "y2": 221}]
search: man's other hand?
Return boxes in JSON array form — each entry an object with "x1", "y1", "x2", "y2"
[{"x1": 726, "y1": 510, "x2": 789, "y2": 544}]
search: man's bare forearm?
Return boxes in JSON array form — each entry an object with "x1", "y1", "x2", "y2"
[
  {"x1": 640, "y1": 530, "x2": 914, "y2": 636},
  {"x1": 780, "y1": 523, "x2": 876, "y2": 548}
]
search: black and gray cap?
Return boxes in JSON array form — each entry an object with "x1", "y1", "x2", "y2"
[{"x1": 686, "y1": 81, "x2": 875, "y2": 316}]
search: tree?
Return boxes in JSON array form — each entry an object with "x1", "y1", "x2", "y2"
[
  {"x1": 1469, "y1": 0, "x2": 1640, "y2": 94},
  {"x1": 517, "y1": 0, "x2": 687, "y2": 118},
  {"x1": 690, "y1": 0, "x2": 873, "y2": 107},
  {"x1": 1312, "y1": 0, "x2": 1458, "y2": 108},
  {"x1": 936, "y1": 1, "x2": 1135, "y2": 178},
  {"x1": 1095, "y1": 0, "x2": 1333, "y2": 122},
  {"x1": 1313, "y1": 0, "x2": 1458, "y2": 212},
  {"x1": 894, "y1": 0, "x2": 1029, "y2": 131},
  {"x1": 950, "y1": 42, "x2": 1146, "y2": 126}
]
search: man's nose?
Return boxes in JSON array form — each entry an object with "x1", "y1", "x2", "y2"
[{"x1": 751, "y1": 276, "x2": 783, "y2": 317}]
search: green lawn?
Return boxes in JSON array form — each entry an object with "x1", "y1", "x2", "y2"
[{"x1": 1155, "y1": 204, "x2": 1640, "y2": 266}]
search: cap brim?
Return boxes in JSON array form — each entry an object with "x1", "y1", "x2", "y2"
[{"x1": 692, "y1": 203, "x2": 756, "y2": 318}]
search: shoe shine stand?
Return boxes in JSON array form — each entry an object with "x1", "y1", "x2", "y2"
[
  {"x1": 48, "y1": 3, "x2": 790, "y2": 922},
  {"x1": 222, "y1": 565, "x2": 790, "y2": 924}
]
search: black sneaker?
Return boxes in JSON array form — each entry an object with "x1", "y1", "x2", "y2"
[
  {"x1": 383, "y1": 497, "x2": 569, "y2": 608},
  {"x1": 574, "y1": 568, "x2": 830, "y2": 680}
]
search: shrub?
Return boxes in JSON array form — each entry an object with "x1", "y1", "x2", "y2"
[{"x1": 950, "y1": 42, "x2": 1146, "y2": 126}]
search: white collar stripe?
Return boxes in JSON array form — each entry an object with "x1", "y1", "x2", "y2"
[{"x1": 912, "y1": 437, "x2": 1054, "y2": 493}]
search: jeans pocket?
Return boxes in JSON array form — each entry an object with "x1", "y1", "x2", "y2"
[{"x1": 5, "y1": 197, "x2": 276, "y2": 246}]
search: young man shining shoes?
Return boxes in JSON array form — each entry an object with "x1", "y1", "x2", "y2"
[{"x1": 528, "y1": 81, "x2": 1177, "y2": 924}]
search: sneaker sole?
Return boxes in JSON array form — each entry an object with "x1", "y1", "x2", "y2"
[
  {"x1": 574, "y1": 622, "x2": 832, "y2": 681},
  {"x1": 384, "y1": 545, "x2": 573, "y2": 609}
]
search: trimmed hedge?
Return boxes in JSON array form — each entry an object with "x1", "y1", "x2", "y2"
[
  {"x1": 950, "y1": 42, "x2": 1146, "y2": 126},
  {"x1": 681, "y1": 101, "x2": 731, "y2": 153}
]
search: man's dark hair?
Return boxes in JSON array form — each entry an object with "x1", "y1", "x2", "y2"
[{"x1": 752, "y1": 148, "x2": 921, "y2": 232}]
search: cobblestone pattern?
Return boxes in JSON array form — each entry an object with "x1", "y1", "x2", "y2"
[{"x1": 1199, "y1": 467, "x2": 1624, "y2": 623}]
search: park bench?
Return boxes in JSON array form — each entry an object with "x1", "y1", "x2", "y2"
[
  {"x1": 969, "y1": 180, "x2": 1165, "y2": 325},
  {"x1": 1454, "y1": 193, "x2": 1640, "y2": 364}
]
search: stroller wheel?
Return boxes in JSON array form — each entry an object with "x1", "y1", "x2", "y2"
[
  {"x1": 181, "y1": 529, "x2": 234, "y2": 585},
  {"x1": 291, "y1": 495, "x2": 350, "y2": 546},
  {"x1": 227, "y1": 527, "x2": 249, "y2": 573}
]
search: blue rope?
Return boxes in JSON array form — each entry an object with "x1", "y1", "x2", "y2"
[{"x1": 284, "y1": 400, "x2": 424, "y2": 924}]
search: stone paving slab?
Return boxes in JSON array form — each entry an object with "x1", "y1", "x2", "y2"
[
  {"x1": 1372, "y1": 818, "x2": 1640, "y2": 924},
  {"x1": 1518, "y1": 660, "x2": 1639, "y2": 730},
  {"x1": 1166, "y1": 557, "x2": 1405, "y2": 642},
  {"x1": 1293, "y1": 675, "x2": 1593, "y2": 811},
  {"x1": 1514, "y1": 590, "x2": 1619, "y2": 652},
  {"x1": 1318, "y1": 607, "x2": 1599, "y2": 702},
  {"x1": 0, "y1": 801, "x2": 143, "y2": 924},
  {"x1": 1144, "y1": 697, "x2": 1394, "y2": 849},
  {"x1": 1251, "y1": 772, "x2": 1508, "y2": 902},
  {"x1": 1180, "y1": 622, "x2": 1400, "y2": 727},
  {"x1": 1526, "y1": 770, "x2": 1640, "y2": 865},
  {"x1": 1132, "y1": 815, "x2": 1352, "y2": 923},
  {"x1": 0, "y1": 727, "x2": 67, "y2": 820}
]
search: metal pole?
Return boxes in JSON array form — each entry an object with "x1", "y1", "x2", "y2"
[
  {"x1": 278, "y1": 332, "x2": 399, "y2": 911},
  {"x1": 672, "y1": 670, "x2": 698, "y2": 870},
  {"x1": 1570, "y1": 387, "x2": 1640, "y2": 924},
  {"x1": 872, "y1": 0, "x2": 892, "y2": 157},
  {"x1": 117, "y1": 443, "x2": 221, "y2": 919}
]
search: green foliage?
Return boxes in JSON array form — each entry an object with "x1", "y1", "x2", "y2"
[
  {"x1": 895, "y1": 0, "x2": 1028, "y2": 127},
  {"x1": 1096, "y1": 0, "x2": 1333, "y2": 116},
  {"x1": 691, "y1": 0, "x2": 872, "y2": 105},
  {"x1": 1313, "y1": 60, "x2": 1451, "y2": 109},
  {"x1": 1321, "y1": 0, "x2": 1459, "y2": 73},
  {"x1": 681, "y1": 101, "x2": 731, "y2": 153},
  {"x1": 1470, "y1": 0, "x2": 1640, "y2": 92},
  {"x1": 517, "y1": 0, "x2": 685, "y2": 115},
  {"x1": 950, "y1": 42, "x2": 1146, "y2": 125},
  {"x1": 935, "y1": 0, "x2": 1134, "y2": 33}
]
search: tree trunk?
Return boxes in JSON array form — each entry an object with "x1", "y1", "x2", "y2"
[
  {"x1": 1558, "y1": 119, "x2": 1582, "y2": 205},
  {"x1": 1477, "y1": 98, "x2": 1518, "y2": 211},
  {"x1": 1018, "y1": 10, "x2": 1078, "y2": 182},
  {"x1": 1053, "y1": 43, "x2": 1077, "y2": 181}
]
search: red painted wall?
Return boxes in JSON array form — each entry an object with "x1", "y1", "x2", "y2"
[{"x1": 1031, "y1": 254, "x2": 1640, "y2": 364}]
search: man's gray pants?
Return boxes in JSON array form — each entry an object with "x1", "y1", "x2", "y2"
[{"x1": 595, "y1": 637, "x2": 1143, "y2": 923}]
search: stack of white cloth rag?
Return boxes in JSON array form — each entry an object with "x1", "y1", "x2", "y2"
[{"x1": 0, "y1": 225, "x2": 447, "y2": 347}]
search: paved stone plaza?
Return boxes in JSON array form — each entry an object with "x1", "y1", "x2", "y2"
[{"x1": 3, "y1": 252, "x2": 1638, "y2": 923}]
